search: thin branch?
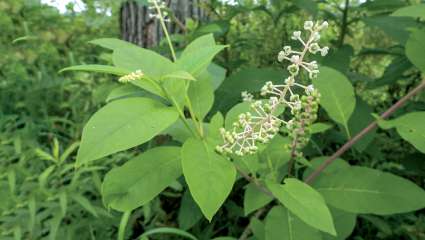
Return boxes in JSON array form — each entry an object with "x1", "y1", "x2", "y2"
[
  {"x1": 337, "y1": 0, "x2": 350, "y2": 47},
  {"x1": 305, "y1": 79, "x2": 425, "y2": 184},
  {"x1": 238, "y1": 208, "x2": 267, "y2": 240},
  {"x1": 235, "y1": 166, "x2": 274, "y2": 197}
]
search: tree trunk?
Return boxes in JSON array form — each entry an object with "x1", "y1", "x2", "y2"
[{"x1": 120, "y1": 0, "x2": 207, "y2": 48}]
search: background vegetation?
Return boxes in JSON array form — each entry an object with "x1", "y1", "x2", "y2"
[{"x1": 1, "y1": 0, "x2": 425, "y2": 239}]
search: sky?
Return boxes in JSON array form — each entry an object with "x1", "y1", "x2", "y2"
[
  {"x1": 41, "y1": 0, "x2": 366, "y2": 14},
  {"x1": 41, "y1": 0, "x2": 86, "y2": 13}
]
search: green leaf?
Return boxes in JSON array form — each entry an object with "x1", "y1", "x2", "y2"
[
  {"x1": 59, "y1": 64, "x2": 130, "y2": 76},
  {"x1": 89, "y1": 38, "x2": 136, "y2": 50},
  {"x1": 265, "y1": 206, "x2": 322, "y2": 240},
  {"x1": 406, "y1": 29, "x2": 425, "y2": 72},
  {"x1": 102, "y1": 147, "x2": 182, "y2": 211},
  {"x1": 106, "y1": 85, "x2": 148, "y2": 102},
  {"x1": 178, "y1": 191, "x2": 203, "y2": 230},
  {"x1": 187, "y1": 74, "x2": 214, "y2": 120},
  {"x1": 250, "y1": 217, "x2": 266, "y2": 240},
  {"x1": 181, "y1": 34, "x2": 216, "y2": 57},
  {"x1": 214, "y1": 68, "x2": 282, "y2": 113},
  {"x1": 178, "y1": 45, "x2": 226, "y2": 77},
  {"x1": 347, "y1": 98, "x2": 376, "y2": 152},
  {"x1": 314, "y1": 166, "x2": 425, "y2": 214},
  {"x1": 137, "y1": 227, "x2": 198, "y2": 240},
  {"x1": 162, "y1": 70, "x2": 196, "y2": 81},
  {"x1": 392, "y1": 4, "x2": 425, "y2": 18},
  {"x1": 267, "y1": 178, "x2": 336, "y2": 235},
  {"x1": 163, "y1": 119, "x2": 200, "y2": 143},
  {"x1": 361, "y1": 0, "x2": 407, "y2": 14},
  {"x1": 310, "y1": 122, "x2": 333, "y2": 134},
  {"x1": 293, "y1": 0, "x2": 318, "y2": 15},
  {"x1": 378, "y1": 112, "x2": 425, "y2": 153},
  {"x1": 206, "y1": 112, "x2": 224, "y2": 146},
  {"x1": 208, "y1": 63, "x2": 226, "y2": 90},
  {"x1": 313, "y1": 67, "x2": 355, "y2": 135},
  {"x1": 303, "y1": 156, "x2": 350, "y2": 181},
  {"x1": 368, "y1": 55, "x2": 412, "y2": 88},
  {"x1": 244, "y1": 183, "x2": 273, "y2": 216},
  {"x1": 363, "y1": 16, "x2": 421, "y2": 44},
  {"x1": 71, "y1": 194, "x2": 98, "y2": 217},
  {"x1": 76, "y1": 98, "x2": 179, "y2": 166},
  {"x1": 323, "y1": 207, "x2": 356, "y2": 240},
  {"x1": 181, "y1": 138, "x2": 236, "y2": 221},
  {"x1": 322, "y1": 45, "x2": 354, "y2": 74},
  {"x1": 113, "y1": 46, "x2": 177, "y2": 80}
]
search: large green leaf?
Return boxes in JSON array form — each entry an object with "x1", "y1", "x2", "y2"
[
  {"x1": 313, "y1": 67, "x2": 355, "y2": 135},
  {"x1": 406, "y1": 29, "x2": 425, "y2": 72},
  {"x1": 267, "y1": 178, "x2": 336, "y2": 235},
  {"x1": 379, "y1": 112, "x2": 425, "y2": 153},
  {"x1": 314, "y1": 166, "x2": 425, "y2": 214},
  {"x1": 265, "y1": 206, "x2": 322, "y2": 240},
  {"x1": 178, "y1": 191, "x2": 203, "y2": 230},
  {"x1": 207, "y1": 63, "x2": 227, "y2": 90},
  {"x1": 214, "y1": 68, "x2": 282, "y2": 113},
  {"x1": 323, "y1": 207, "x2": 356, "y2": 240},
  {"x1": 181, "y1": 138, "x2": 236, "y2": 221},
  {"x1": 361, "y1": 0, "x2": 407, "y2": 14},
  {"x1": 347, "y1": 98, "x2": 376, "y2": 152},
  {"x1": 392, "y1": 4, "x2": 425, "y2": 18},
  {"x1": 89, "y1": 38, "x2": 136, "y2": 50},
  {"x1": 363, "y1": 16, "x2": 421, "y2": 44},
  {"x1": 59, "y1": 64, "x2": 130, "y2": 76},
  {"x1": 243, "y1": 183, "x2": 273, "y2": 216},
  {"x1": 178, "y1": 34, "x2": 226, "y2": 77},
  {"x1": 76, "y1": 98, "x2": 179, "y2": 166},
  {"x1": 187, "y1": 75, "x2": 214, "y2": 120},
  {"x1": 102, "y1": 147, "x2": 181, "y2": 211},
  {"x1": 113, "y1": 46, "x2": 178, "y2": 80}
]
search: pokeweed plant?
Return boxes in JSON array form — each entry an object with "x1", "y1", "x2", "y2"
[{"x1": 61, "y1": 1, "x2": 425, "y2": 239}]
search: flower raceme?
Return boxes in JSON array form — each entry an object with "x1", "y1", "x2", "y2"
[
  {"x1": 118, "y1": 70, "x2": 144, "y2": 83},
  {"x1": 216, "y1": 20, "x2": 328, "y2": 156}
]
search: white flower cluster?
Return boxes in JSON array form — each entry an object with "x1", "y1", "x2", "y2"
[
  {"x1": 118, "y1": 70, "x2": 144, "y2": 83},
  {"x1": 217, "y1": 97, "x2": 283, "y2": 156},
  {"x1": 216, "y1": 20, "x2": 329, "y2": 156},
  {"x1": 147, "y1": 0, "x2": 170, "y2": 21},
  {"x1": 278, "y1": 20, "x2": 329, "y2": 79}
]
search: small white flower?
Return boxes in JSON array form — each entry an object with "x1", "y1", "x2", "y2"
[
  {"x1": 309, "y1": 70, "x2": 319, "y2": 79},
  {"x1": 306, "y1": 84, "x2": 315, "y2": 95},
  {"x1": 278, "y1": 51, "x2": 286, "y2": 62},
  {"x1": 290, "y1": 55, "x2": 300, "y2": 64},
  {"x1": 292, "y1": 31, "x2": 302, "y2": 40},
  {"x1": 304, "y1": 21, "x2": 314, "y2": 30},
  {"x1": 285, "y1": 77, "x2": 295, "y2": 86},
  {"x1": 309, "y1": 43, "x2": 320, "y2": 54},
  {"x1": 241, "y1": 91, "x2": 254, "y2": 102},
  {"x1": 283, "y1": 46, "x2": 292, "y2": 55},
  {"x1": 320, "y1": 21, "x2": 329, "y2": 30},
  {"x1": 320, "y1": 46, "x2": 329, "y2": 56}
]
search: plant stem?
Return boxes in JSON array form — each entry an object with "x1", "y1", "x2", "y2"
[
  {"x1": 238, "y1": 208, "x2": 267, "y2": 240},
  {"x1": 305, "y1": 79, "x2": 425, "y2": 184},
  {"x1": 153, "y1": 0, "x2": 177, "y2": 61},
  {"x1": 338, "y1": 0, "x2": 350, "y2": 47},
  {"x1": 235, "y1": 166, "x2": 274, "y2": 197}
]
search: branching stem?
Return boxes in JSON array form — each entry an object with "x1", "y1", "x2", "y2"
[{"x1": 305, "y1": 79, "x2": 425, "y2": 184}]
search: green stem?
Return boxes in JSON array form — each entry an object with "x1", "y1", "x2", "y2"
[
  {"x1": 153, "y1": 0, "x2": 177, "y2": 61},
  {"x1": 118, "y1": 211, "x2": 131, "y2": 240}
]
